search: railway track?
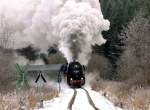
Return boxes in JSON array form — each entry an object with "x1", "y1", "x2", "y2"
[
  {"x1": 68, "y1": 89, "x2": 77, "y2": 110},
  {"x1": 82, "y1": 88, "x2": 100, "y2": 110},
  {"x1": 67, "y1": 88, "x2": 100, "y2": 110}
]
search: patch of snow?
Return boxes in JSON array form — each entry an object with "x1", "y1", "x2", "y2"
[
  {"x1": 72, "y1": 89, "x2": 95, "y2": 110},
  {"x1": 35, "y1": 89, "x2": 74, "y2": 110}
]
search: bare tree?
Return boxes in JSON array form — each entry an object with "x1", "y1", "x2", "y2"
[
  {"x1": 117, "y1": 12, "x2": 150, "y2": 85},
  {"x1": 0, "y1": 47, "x2": 16, "y2": 90},
  {"x1": 0, "y1": 14, "x2": 14, "y2": 49},
  {"x1": 0, "y1": 14, "x2": 15, "y2": 91}
]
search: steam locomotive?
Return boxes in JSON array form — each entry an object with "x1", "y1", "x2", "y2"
[{"x1": 60, "y1": 61, "x2": 85, "y2": 87}]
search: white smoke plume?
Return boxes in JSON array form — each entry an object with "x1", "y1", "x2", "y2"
[{"x1": 0, "y1": 0, "x2": 110, "y2": 65}]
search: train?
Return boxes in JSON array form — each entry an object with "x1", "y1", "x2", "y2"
[{"x1": 59, "y1": 61, "x2": 86, "y2": 87}]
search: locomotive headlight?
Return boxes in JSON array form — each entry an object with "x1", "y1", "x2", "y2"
[
  {"x1": 70, "y1": 78, "x2": 73, "y2": 81},
  {"x1": 81, "y1": 78, "x2": 84, "y2": 80}
]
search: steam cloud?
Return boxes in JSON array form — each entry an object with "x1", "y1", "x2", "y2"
[{"x1": 0, "y1": 0, "x2": 110, "y2": 65}]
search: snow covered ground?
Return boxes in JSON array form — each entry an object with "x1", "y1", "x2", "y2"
[{"x1": 35, "y1": 87, "x2": 123, "y2": 110}]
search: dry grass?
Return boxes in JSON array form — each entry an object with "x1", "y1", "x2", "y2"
[
  {"x1": 0, "y1": 87, "x2": 59, "y2": 110},
  {"x1": 91, "y1": 78, "x2": 150, "y2": 110},
  {"x1": 130, "y1": 89, "x2": 150, "y2": 110}
]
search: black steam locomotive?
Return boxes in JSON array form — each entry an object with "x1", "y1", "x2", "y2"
[{"x1": 60, "y1": 61, "x2": 85, "y2": 87}]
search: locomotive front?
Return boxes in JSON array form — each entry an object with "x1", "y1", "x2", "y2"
[{"x1": 67, "y1": 61, "x2": 85, "y2": 87}]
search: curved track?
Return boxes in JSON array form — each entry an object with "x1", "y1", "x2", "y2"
[
  {"x1": 68, "y1": 89, "x2": 77, "y2": 110},
  {"x1": 82, "y1": 88, "x2": 100, "y2": 110},
  {"x1": 67, "y1": 88, "x2": 100, "y2": 110}
]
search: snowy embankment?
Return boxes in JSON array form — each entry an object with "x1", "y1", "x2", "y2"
[{"x1": 35, "y1": 87, "x2": 123, "y2": 110}]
